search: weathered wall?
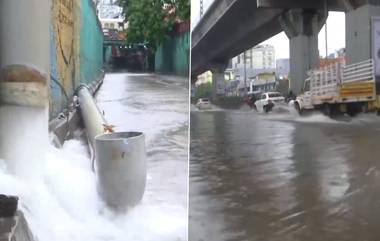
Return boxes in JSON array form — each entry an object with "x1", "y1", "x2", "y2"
[
  {"x1": 155, "y1": 21, "x2": 190, "y2": 76},
  {"x1": 50, "y1": 0, "x2": 103, "y2": 119}
]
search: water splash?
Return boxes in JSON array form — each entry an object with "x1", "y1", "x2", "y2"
[
  {"x1": 0, "y1": 73, "x2": 187, "y2": 241},
  {"x1": 0, "y1": 139, "x2": 186, "y2": 241},
  {"x1": 0, "y1": 106, "x2": 48, "y2": 180}
]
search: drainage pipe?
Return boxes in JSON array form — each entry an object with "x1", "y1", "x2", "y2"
[
  {"x1": 76, "y1": 85, "x2": 108, "y2": 152},
  {"x1": 0, "y1": 0, "x2": 50, "y2": 179},
  {"x1": 76, "y1": 85, "x2": 146, "y2": 211}
]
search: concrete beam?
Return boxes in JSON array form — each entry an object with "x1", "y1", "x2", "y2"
[
  {"x1": 192, "y1": 0, "x2": 283, "y2": 76},
  {"x1": 280, "y1": 9, "x2": 327, "y2": 38},
  {"x1": 257, "y1": 0, "x2": 341, "y2": 11},
  {"x1": 257, "y1": 0, "x2": 375, "y2": 11}
]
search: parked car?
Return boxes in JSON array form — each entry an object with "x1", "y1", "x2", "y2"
[
  {"x1": 254, "y1": 92, "x2": 285, "y2": 113},
  {"x1": 196, "y1": 98, "x2": 212, "y2": 110}
]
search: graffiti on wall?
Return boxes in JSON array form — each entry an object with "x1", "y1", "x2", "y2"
[
  {"x1": 52, "y1": 0, "x2": 77, "y2": 95},
  {"x1": 49, "y1": 0, "x2": 103, "y2": 119}
]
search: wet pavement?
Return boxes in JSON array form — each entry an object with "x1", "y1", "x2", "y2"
[{"x1": 189, "y1": 108, "x2": 380, "y2": 241}]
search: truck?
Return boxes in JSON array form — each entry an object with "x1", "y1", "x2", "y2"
[{"x1": 293, "y1": 59, "x2": 380, "y2": 116}]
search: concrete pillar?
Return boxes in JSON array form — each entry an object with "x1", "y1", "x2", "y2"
[
  {"x1": 0, "y1": 0, "x2": 50, "y2": 179},
  {"x1": 345, "y1": 2, "x2": 380, "y2": 65},
  {"x1": 280, "y1": 9, "x2": 326, "y2": 95},
  {"x1": 210, "y1": 63, "x2": 228, "y2": 101}
]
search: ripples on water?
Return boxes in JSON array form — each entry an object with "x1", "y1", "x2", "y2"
[{"x1": 190, "y1": 108, "x2": 380, "y2": 241}]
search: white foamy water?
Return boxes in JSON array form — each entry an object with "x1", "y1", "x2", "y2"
[
  {"x1": 0, "y1": 106, "x2": 48, "y2": 179},
  {"x1": 0, "y1": 73, "x2": 188, "y2": 241},
  {"x1": 0, "y1": 140, "x2": 185, "y2": 241}
]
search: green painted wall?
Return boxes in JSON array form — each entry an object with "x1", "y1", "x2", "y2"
[
  {"x1": 79, "y1": 0, "x2": 104, "y2": 85},
  {"x1": 155, "y1": 30, "x2": 189, "y2": 76}
]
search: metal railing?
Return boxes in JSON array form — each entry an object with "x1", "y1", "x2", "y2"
[
  {"x1": 309, "y1": 63, "x2": 341, "y2": 98},
  {"x1": 341, "y1": 59, "x2": 374, "y2": 83},
  {"x1": 309, "y1": 59, "x2": 375, "y2": 99}
]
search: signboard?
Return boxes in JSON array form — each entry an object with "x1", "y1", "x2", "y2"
[{"x1": 372, "y1": 17, "x2": 380, "y2": 76}]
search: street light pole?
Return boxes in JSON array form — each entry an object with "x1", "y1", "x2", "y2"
[
  {"x1": 243, "y1": 51, "x2": 247, "y2": 96},
  {"x1": 200, "y1": 0, "x2": 203, "y2": 17},
  {"x1": 325, "y1": 0, "x2": 328, "y2": 59}
]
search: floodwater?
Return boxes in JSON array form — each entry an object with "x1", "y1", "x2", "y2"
[
  {"x1": 190, "y1": 107, "x2": 380, "y2": 241},
  {"x1": 0, "y1": 73, "x2": 188, "y2": 241}
]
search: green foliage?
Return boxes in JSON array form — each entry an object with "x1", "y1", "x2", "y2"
[
  {"x1": 195, "y1": 82, "x2": 213, "y2": 99},
  {"x1": 173, "y1": 0, "x2": 190, "y2": 20},
  {"x1": 118, "y1": 0, "x2": 190, "y2": 50}
]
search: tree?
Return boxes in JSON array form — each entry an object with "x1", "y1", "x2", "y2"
[
  {"x1": 195, "y1": 82, "x2": 213, "y2": 99},
  {"x1": 174, "y1": 0, "x2": 190, "y2": 20},
  {"x1": 118, "y1": 0, "x2": 190, "y2": 50}
]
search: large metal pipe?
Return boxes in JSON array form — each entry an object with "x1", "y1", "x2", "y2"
[
  {"x1": 0, "y1": 0, "x2": 50, "y2": 179},
  {"x1": 77, "y1": 86, "x2": 146, "y2": 211},
  {"x1": 95, "y1": 132, "x2": 146, "y2": 211},
  {"x1": 77, "y1": 85, "x2": 108, "y2": 150}
]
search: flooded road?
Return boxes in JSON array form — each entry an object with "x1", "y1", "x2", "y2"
[
  {"x1": 0, "y1": 73, "x2": 188, "y2": 241},
  {"x1": 190, "y1": 109, "x2": 380, "y2": 241}
]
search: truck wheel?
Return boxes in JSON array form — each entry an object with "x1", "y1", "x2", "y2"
[
  {"x1": 295, "y1": 102, "x2": 303, "y2": 115},
  {"x1": 322, "y1": 104, "x2": 332, "y2": 117},
  {"x1": 347, "y1": 104, "x2": 360, "y2": 116}
]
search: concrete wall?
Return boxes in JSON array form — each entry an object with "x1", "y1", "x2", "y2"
[
  {"x1": 346, "y1": 4, "x2": 380, "y2": 64},
  {"x1": 155, "y1": 22, "x2": 190, "y2": 76},
  {"x1": 50, "y1": 0, "x2": 104, "y2": 119}
]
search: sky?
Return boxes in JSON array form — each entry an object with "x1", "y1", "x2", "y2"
[{"x1": 191, "y1": 0, "x2": 346, "y2": 59}]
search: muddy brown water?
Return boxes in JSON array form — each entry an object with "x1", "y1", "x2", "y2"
[{"x1": 190, "y1": 110, "x2": 380, "y2": 241}]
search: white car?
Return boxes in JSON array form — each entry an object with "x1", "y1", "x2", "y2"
[
  {"x1": 254, "y1": 92, "x2": 285, "y2": 113},
  {"x1": 196, "y1": 98, "x2": 212, "y2": 110}
]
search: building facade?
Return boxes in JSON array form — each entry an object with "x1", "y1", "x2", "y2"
[
  {"x1": 96, "y1": 0, "x2": 126, "y2": 30},
  {"x1": 276, "y1": 58, "x2": 290, "y2": 78},
  {"x1": 232, "y1": 44, "x2": 276, "y2": 70},
  {"x1": 231, "y1": 44, "x2": 276, "y2": 92}
]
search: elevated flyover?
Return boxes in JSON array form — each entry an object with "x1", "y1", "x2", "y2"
[{"x1": 192, "y1": 0, "x2": 378, "y2": 96}]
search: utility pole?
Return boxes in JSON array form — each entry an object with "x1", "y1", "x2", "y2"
[
  {"x1": 325, "y1": 0, "x2": 328, "y2": 59},
  {"x1": 243, "y1": 51, "x2": 247, "y2": 96},
  {"x1": 200, "y1": 0, "x2": 204, "y2": 17}
]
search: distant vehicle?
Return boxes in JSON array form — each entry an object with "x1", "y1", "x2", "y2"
[
  {"x1": 196, "y1": 98, "x2": 212, "y2": 110},
  {"x1": 254, "y1": 92, "x2": 285, "y2": 113},
  {"x1": 293, "y1": 59, "x2": 378, "y2": 116},
  {"x1": 244, "y1": 93, "x2": 260, "y2": 109}
]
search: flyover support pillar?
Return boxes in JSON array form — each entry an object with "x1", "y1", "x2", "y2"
[
  {"x1": 210, "y1": 63, "x2": 228, "y2": 102},
  {"x1": 280, "y1": 9, "x2": 326, "y2": 95}
]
